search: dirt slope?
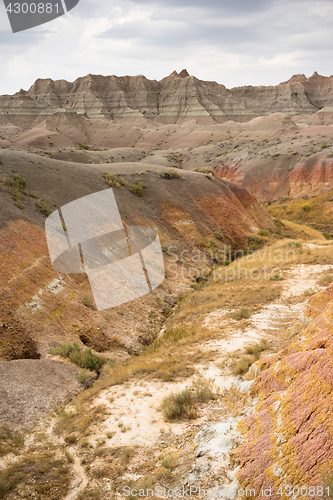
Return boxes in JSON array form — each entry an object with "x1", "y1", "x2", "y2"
[{"x1": 0, "y1": 149, "x2": 273, "y2": 363}]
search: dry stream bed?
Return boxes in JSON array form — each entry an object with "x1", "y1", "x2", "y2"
[{"x1": 1, "y1": 239, "x2": 333, "y2": 499}]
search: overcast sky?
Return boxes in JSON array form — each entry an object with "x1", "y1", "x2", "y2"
[{"x1": 0, "y1": 0, "x2": 333, "y2": 95}]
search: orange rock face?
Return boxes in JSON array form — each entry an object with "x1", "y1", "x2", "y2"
[
  {"x1": 289, "y1": 159, "x2": 333, "y2": 198},
  {"x1": 237, "y1": 285, "x2": 333, "y2": 497}
]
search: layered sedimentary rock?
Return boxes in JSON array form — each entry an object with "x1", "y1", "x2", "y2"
[
  {"x1": 236, "y1": 284, "x2": 333, "y2": 498},
  {"x1": 1, "y1": 70, "x2": 333, "y2": 125},
  {"x1": 215, "y1": 153, "x2": 333, "y2": 202},
  {"x1": 0, "y1": 150, "x2": 273, "y2": 359}
]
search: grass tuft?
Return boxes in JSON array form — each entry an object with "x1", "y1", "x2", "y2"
[
  {"x1": 49, "y1": 343, "x2": 104, "y2": 372},
  {"x1": 161, "y1": 378, "x2": 215, "y2": 421},
  {"x1": 232, "y1": 307, "x2": 251, "y2": 321}
]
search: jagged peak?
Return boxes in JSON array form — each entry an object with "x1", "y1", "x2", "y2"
[
  {"x1": 179, "y1": 69, "x2": 190, "y2": 78},
  {"x1": 167, "y1": 69, "x2": 190, "y2": 79}
]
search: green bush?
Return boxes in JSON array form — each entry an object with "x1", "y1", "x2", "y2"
[
  {"x1": 160, "y1": 168, "x2": 182, "y2": 179},
  {"x1": 323, "y1": 232, "x2": 332, "y2": 240},
  {"x1": 130, "y1": 179, "x2": 146, "y2": 196},
  {"x1": 302, "y1": 204, "x2": 311, "y2": 212},
  {"x1": 321, "y1": 143, "x2": 329, "y2": 149},
  {"x1": 36, "y1": 198, "x2": 51, "y2": 216},
  {"x1": 4, "y1": 174, "x2": 27, "y2": 209},
  {"x1": 102, "y1": 172, "x2": 124, "y2": 188},
  {"x1": 49, "y1": 343, "x2": 103, "y2": 372},
  {"x1": 258, "y1": 229, "x2": 270, "y2": 237}
]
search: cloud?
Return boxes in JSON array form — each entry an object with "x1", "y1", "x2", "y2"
[{"x1": 0, "y1": 0, "x2": 333, "y2": 94}]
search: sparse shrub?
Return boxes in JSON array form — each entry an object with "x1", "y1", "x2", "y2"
[
  {"x1": 160, "y1": 168, "x2": 182, "y2": 179},
  {"x1": 80, "y1": 295, "x2": 95, "y2": 310},
  {"x1": 130, "y1": 179, "x2": 146, "y2": 196},
  {"x1": 65, "y1": 434, "x2": 77, "y2": 445},
  {"x1": 0, "y1": 425, "x2": 24, "y2": 457},
  {"x1": 36, "y1": 198, "x2": 51, "y2": 216},
  {"x1": 232, "y1": 307, "x2": 251, "y2": 321},
  {"x1": 192, "y1": 377, "x2": 215, "y2": 402},
  {"x1": 194, "y1": 167, "x2": 213, "y2": 174},
  {"x1": 161, "y1": 453, "x2": 177, "y2": 469},
  {"x1": 159, "y1": 467, "x2": 172, "y2": 479},
  {"x1": 268, "y1": 273, "x2": 282, "y2": 281},
  {"x1": 102, "y1": 172, "x2": 116, "y2": 187},
  {"x1": 49, "y1": 343, "x2": 103, "y2": 372},
  {"x1": 321, "y1": 468, "x2": 333, "y2": 498},
  {"x1": 247, "y1": 236, "x2": 265, "y2": 251},
  {"x1": 161, "y1": 378, "x2": 215, "y2": 421},
  {"x1": 245, "y1": 339, "x2": 269, "y2": 357},
  {"x1": 318, "y1": 275, "x2": 333, "y2": 287},
  {"x1": 77, "y1": 143, "x2": 92, "y2": 150},
  {"x1": 196, "y1": 237, "x2": 209, "y2": 248},
  {"x1": 4, "y1": 173, "x2": 27, "y2": 208},
  {"x1": 161, "y1": 389, "x2": 196, "y2": 421},
  {"x1": 75, "y1": 370, "x2": 95, "y2": 389},
  {"x1": 321, "y1": 143, "x2": 329, "y2": 149},
  {"x1": 302, "y1": 204, "x2": 311, "y2": 212},
  {"x1": 323, "y1": 232, "x2": 332, "y2": 240},
  {"x1": 50, "y1": 343, "x2": 72, "y2": 357},
  {"x1": 233, "y1": 339, "x2": 269, "y2": 375},
  {"x1": 0, "y1": 450, "x2": 70, "y2": 499},
  {"x1": 213, "y1": 230, "x2": 223, "y2": 240},
  {"x1": 258, "y1": 229, "x2": 270, "y2": 237},
  {"x1": 65, "y1": 450, "x2": 74, "y2": 463},
  {"x1": 232, "y1": 355, "x2": 253, "y2": 375}
]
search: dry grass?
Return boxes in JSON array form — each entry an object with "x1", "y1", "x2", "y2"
[
  {"x1": 0, "y1": 424, "x2": 24, "y2": 457},
  {"x1": 0, "y1": 446, "x2": 70, "y2": 499},
  {"x1": 269, "y1": 190, "x2": 333, "y2": 234},
  {"x1": 161, "y1": 377, "x2": 216, "y2": 421},
  {"x1": 232, "y1": 307, "x2": 251, "y2": 321},
  {"x1": 47, "y1": 233, "x2": 333, "y2": 459},
  {"x1": 232, "y1": 339, "x2": 270, "y2": 375},
  {"x1": 318, "y1": 274, "x2": 333, "y2": 287}
]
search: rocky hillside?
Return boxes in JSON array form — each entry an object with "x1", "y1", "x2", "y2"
[
  {"x1": 237, "y1": 282, "x2": 333, "y2": 499},
  {"x1": 1, "y1": 70, "x2": 333, "y2": 126},
  {"x1": 0, "y1": 149, "x2": 273, "y2": 367}
]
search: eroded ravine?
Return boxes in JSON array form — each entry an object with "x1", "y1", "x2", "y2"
[{"x1": 53, "y1": 256, "x2": 333, "y2": 499}]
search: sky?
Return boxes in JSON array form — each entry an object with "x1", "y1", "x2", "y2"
[{"x1": 0, "y1": 0, "x2": 333, "y2": 95}]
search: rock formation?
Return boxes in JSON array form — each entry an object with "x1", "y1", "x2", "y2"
[
  {"x1": 237, "y1": 284, "x2": 333, "y2": 498},
  {"x1": 1, "y1": 70, "x2": 333, "y2": 125}
]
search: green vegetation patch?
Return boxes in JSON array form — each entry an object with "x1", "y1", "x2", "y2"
[
  {"x1": 49, "y1": 343, "x2": 104, "y2": 372},
  {"x1": 4, "y1": 173, "x2": 26, "y2": 209},
  {"x1": 129, "y1": 179, "x2": 146, "y2": 196},
  {"x1": 102, "y1": 172, "x2": 127, "y2": 188}
]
